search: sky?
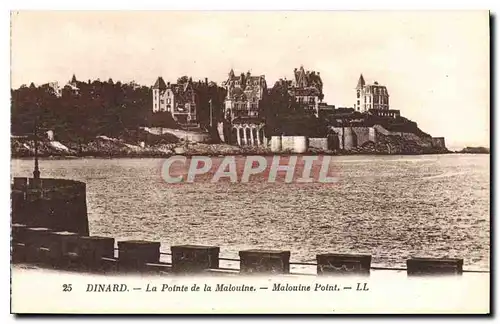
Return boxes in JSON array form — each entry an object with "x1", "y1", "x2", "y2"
[{"x1": 10, "y1": 11, "x2": 489, "y2": 149}]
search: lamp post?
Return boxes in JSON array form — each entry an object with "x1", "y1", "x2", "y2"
[
  {"x1": 209, "y1": 98, "x2": 213, "y2": 128},
  {"x1": 33, "y1": 115, "x2": 40, "y2": 180},
  {"x1": 341, "y1": 118, "x2": 345, "y2": 150}
]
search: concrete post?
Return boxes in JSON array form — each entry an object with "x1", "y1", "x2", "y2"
[
  {"x1": 11, "y1": 223, "x2": 27, "y2": 243},
  {"x1": 47, "y1": 231, "x2": 80, "y2": 266},
  {"x1": 406, "y1": 257, "x2": 463, "y2": 276},
  {"x1": 118, "y1": 240, "x2": 160, "y2": 272},
  {"x1": 80, "y1": 236, "x2": 115, "y2": 271},
  {"x1": 24, "y1": 227, "x2": 51, "y2": 263},
  {"x1": 316, "y1": 253, "x2": 371, "y2": 275},
  {"x1": 171, "y1": 245, "x2": 220, "y2": 274},
  {"x1": 11, "y1": 191, "x2": 26, "y2": 224},
  {"x1": 11, "y1": 223, "x2": 27, "y2": 262},
  {"x1": 239, "y1": 249, "x2": 290, "y2": 274}
]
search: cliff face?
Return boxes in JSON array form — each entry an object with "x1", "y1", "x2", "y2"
[
  {"x1": 330, "y1": 124, "x2": 449, "y2": 155},
  {"x1": 345, "y1": 132, "x2": 449, "y2": 155},
  {"x1": 11, "y1": 136, "x2": 178, "y2": 158},
  {"x1": 10, "y1": 136, "x2": 273, "y2": 158}
]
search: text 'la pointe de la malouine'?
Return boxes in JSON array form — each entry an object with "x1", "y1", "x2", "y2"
[{"x1": 85, "y1": 282, "x2": 370, "y2": 293}]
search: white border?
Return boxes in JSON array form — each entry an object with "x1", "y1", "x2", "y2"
[{"x1": 1, "y1": 1, "x2": 497, "y2": 322}]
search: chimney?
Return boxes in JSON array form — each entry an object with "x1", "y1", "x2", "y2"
[{"x1": 205, "y1": 77, "x2": 208, "y2": 85}]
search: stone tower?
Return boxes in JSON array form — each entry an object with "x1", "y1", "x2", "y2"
[
  {"x1": 152, "y1": 76, "x2": 167, "y2": 112},
  {"x1": 355, "y1": 74, "x2": 365, "y2": 111}
]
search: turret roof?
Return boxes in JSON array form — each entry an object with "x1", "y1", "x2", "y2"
[
  {"x1": 356, "y1": 74, "x2": 365, "y2": 89},
  {"x1": 153, "y1": 76, "x2": 167, "y2": 90}
]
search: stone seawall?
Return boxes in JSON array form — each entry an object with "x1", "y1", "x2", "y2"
[
  {"x1": 281, "y1": 136, "x2": 308, "y2": 153},
  {"x1": 270, "y1": 136, "x2": 309, "y2": 153},
  {"x1": 330, "y1": 126, "x2": 377, "y2": 149},
  {"x1": 329, "y1": 124, "x2": 447, "y2": 154},
  {"x1": 309, "y1": 138, "x2": 329, "y2": 151},
  {"x1": 141, "y1": 127, "x2": 211, "y2": 143}
]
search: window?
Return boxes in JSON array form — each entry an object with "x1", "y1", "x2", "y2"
[
  {"x1": 167, "y1": 98, "x2": 171, "y2": 104},
  {"x1": 357, "y1": 100, "x2": 360, "y2": 106},
  {"x1": 160, "y1": 100, "x2": 164, "y2": 104},
  {"x1": 364, "y1": 96, "x2": 366, "y2": 103},
  {"x1": 368, "y1": 96, "x2": 371, "y2": 103},
  {"x1": 357, "y1": 90, "x2": 360, "y2": 98}
]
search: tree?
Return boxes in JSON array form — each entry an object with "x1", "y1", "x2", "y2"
[
  {"x1": 177, "y1": 76, "x2": 189, "y2": 85},
  {"x1": 11, "y1": 77, "x2": 152, "y2": 142}
]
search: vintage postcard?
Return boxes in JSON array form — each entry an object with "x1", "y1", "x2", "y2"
[{"x1": 9, "y1": 10, "x2": 490, "y2": 314}]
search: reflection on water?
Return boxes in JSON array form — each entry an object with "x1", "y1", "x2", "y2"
[{"x1": 11, "y1": 154, "x2": 490, "y2": 270}]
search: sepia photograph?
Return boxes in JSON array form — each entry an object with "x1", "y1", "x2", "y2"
[{"x1": 8, "y1": 10, "x2": 491, "y2": 314}]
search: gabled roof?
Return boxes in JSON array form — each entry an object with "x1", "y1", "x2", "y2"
[{"x1": 153, "y1": 77, "x2": 167, "y2": 90}]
